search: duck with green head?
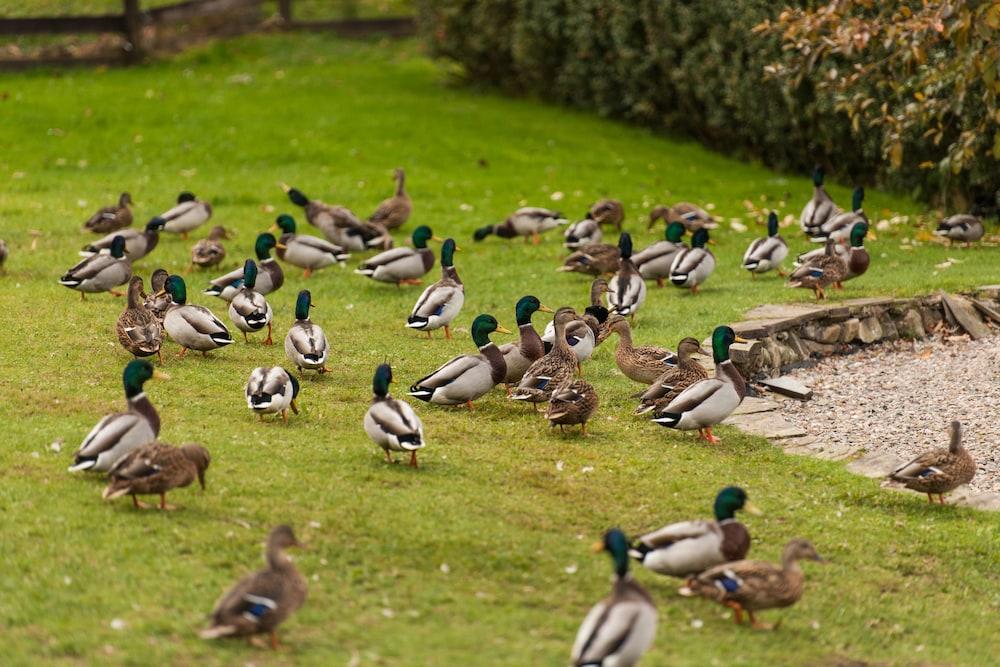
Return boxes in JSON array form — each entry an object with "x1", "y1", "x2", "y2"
[
  {"x1": 799, "y1": 164, "x2": 839, "y2": 236},
  {"x1": 839, "y1": 221, "x2": 870, "y2": 285},
  {"x1": 157, "y1": 192, "x2": 212, "y2": 239},
  {"x1": 60, "y1": 234, "x2": 132, "y2": 299},
  {"x1": 474, "y1": 206, "x2": 566, "y2": 245},
  {"x1": 228, "y1": 260, "x2": 274, "y2": 345},
  {"x1": 281, "y1": 183, "x2": 388, "y2": 250},
  {"x1": 407, "y1": 238, "x2": 464, "y2": 337},
  {"x1": 633, "y1": 221, "x2": 687, "y2": 288},
  {"x1": 82, "y1": 217, "x2": 165, "y2": 261},
  {"x1": 204, "y1": 233, "x2": 284, "y2": 301},
  {"x1": 742, "y1": 211, "x2": 789, "y2": 277},
  {"x1": 810, "y1": 185, "x2": 866, "y2": 243},
  {"x1": 160, "y1": 274, "x2": 233, "y2": 357},
  {"x1": 356, "y1": 225, "x2": 439, "y2": 285},
  {"x1": 271, "y1": 213, "x2": 350, "y2": 278},
  {"x1": 669, "y1": 228, "x2": 715, "y2": 294},
  {"x1": 285, "y1": 290, "x2": 330, "y2": 374},
  {"x1": 364, "y1": 363, "x2": 425, "y2": 467},
  {"x1": 608, "y1": 233, "x2": 646, "y2": 318},
  {"x1": 498, "y1": 295, "x2": 554, "y2": 385},
  {"x1": 245, "y1": 366, "x2": 300, "y2": 423}
]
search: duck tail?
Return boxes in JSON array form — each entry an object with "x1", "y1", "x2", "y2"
[
  {"x1": 102, "y1": 483, "x2": 131, "y2": 501},
  {"x1": 651, "y1": 411, "x2": 681, "y2": 428},
  {"x1": 199, "y1": 625, "x2": 238, "y2": 640},
  {"x1": 406, "y1": 316, "x2": 429, "y2": 329},
  {"x1": 67, "y1": 457, "x2": 96, "y2": 472},
  {"x1": 669, "y1": 274, "x2": 688, "y2": 286},
  {"x1": 407, "y1": 385, "x2": 433, "y2": 401}
]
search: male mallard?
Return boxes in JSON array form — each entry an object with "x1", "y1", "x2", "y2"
[
  {"x1": 368, "y1": 168, "x2": 412, "y2": 230},
  {"x1": 409, "y1": 314, "x2": 511, "y2": 409},
  {"x1": 282, "y1": 183, "x2": 388, "y2": 251},
  {"x1": 652, "y1": 325, "x2": 747, "y2": 443},
  {"x1": 808, "y1": 186, "x2": 865, "y2": 243},
  {"x1": 285, "y1": 290, "x2": 330, "y2": 374},
  {"x1": 68, "y1": 360, "x2": 165, "y2": 472},
  {"x1": 160, "y1": 275, "x2": 233, "y2": 357},
  {"x1": 630, "y1": 486, "x2": 760, "y2": 577},
  {"x1": 679, "y1": 538, "x2": 825, "y2": 630},
  {"x1": 633, "y1": 221, "x2": 686, "y2": 287},
  {"x1": 564, "y1": 217, "x2": 602, "y2": 249},
  {"x1": 634, "y1": 337, "x2": 709, "y2": 415},
  {"x1": 935, "y1": 214, "x2": 985, "y2": 245},
  {"x1": 669, "y1": 228, "x2": 715, "y2": 294},
  {"x1": 407, "y1": 238, "x2": 464, "y2": 338},
  {"x1": 364, "y1": 363, "x2": 425, "y2": 467},
  {"x1": 786, "y1": 239, "x2": 847, "y2": 300},
  {"x1": 799, "y1": 165, "x2": 840, "y2": 236},
  {"x1": 543, "y1": 278, "x2": 610, "y2": 352},
  {"x1": 587, "y1": 198, "x2": 625, "y2": 230},
  {"x1": 545, "y1": 379, "x2": 598, "y2": 435},
  {"x1": 608, "y1": 233, "x2": 646, "y2": 317},
  {"x1": 889, "y1": 421, "x2": 976, "y2": 504},
  {"x1": 84, "y1": 192, "x2": 133, "y2": 234},
  {"x1": 272, "y1": 214, "x2": 350, "y2": 278},
  {"x1": 204, "y1": 233, "x2": 284, "y2": 301},
  {"x1": 742, "y1": 212, "x2": 788, "y2": 277},
  {"x1": 228, "y1": 260, "x2": 274, "y2": 345},
  {"x1": 649, "y1": 202, "x2": 716, "y2": 232},
  {"x1": 511, "y1": 308, "x2": 579, "y2": 405},
  {"x1": 246, "y1": 367, "x2": 300, "y2": 422},
  {"x1": 191, "y1": 225, "x2": 228, "y2": 269},
  {"x1": 607, "y1": 314, "x2": 678, "y2": 384},
  {"x1": 157, "y1": 192, "x2": 212, "y2": 239},
  {"x1": 474, "y1": 207, "x2": 566, "y2": 245},
  {"x1": 144, "y1": 268, "x2": 172, "y2": 321},
  {"x1": 200, "y1": 525, "x2": 308, "y2": 648},
  {"x1": 839, "y1": 222, "x2": 870, "y2": 285},
  {"x1": 356, "y1": 225, "x2": 437, "y2": 285},
  {"x1": 558, "y1": 243, "x2": 620, "y2": 276},
  {"x1": 59, "y1": 234, "x2": 132, "y2": 299},
  {"x1": 82, "y1": 217, "x2": 165, "y2": 261},
  {"x1": 499, "y1": 296, "x2": 553, "y2": 386},
  {"x1": 571, "y1": 529, "x2": 657, "y2": 667},
  {"x1": 103, "y1": 441, "x2": 210, "y2": 510},
  {"x1": 116, "y1": 276, "x2": 164, "y2": 362}
]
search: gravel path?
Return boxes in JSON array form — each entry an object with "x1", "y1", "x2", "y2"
[{"x1": 780, "y1": 335, "x2": 1000, "y2": 495}]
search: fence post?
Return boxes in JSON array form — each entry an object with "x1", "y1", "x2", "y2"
[
  {"x1": 278, "y1": 0, "x2": 293, "y2": 23},
  {"x1": 122, "y1": 0, "x2": 143, "y2": 63}
]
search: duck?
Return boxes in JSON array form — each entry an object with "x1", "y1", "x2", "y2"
[
  {"x1": 81, "y1": 217, "x2": 165, "y2": 261},
  {"x1": 356, "y1": 225, "x2": 437, "y2": 286},
  {"x1": 59, "y1": 234, "x2": 132, "y2": 299},
  {"x1": 630, "y1": 486, "x2": 761, "y2": 577},
  {"x1": 557, "y1": 242, "x2": 620, "y2": 276},
  {"x1": 282, "y1": 183, "x2": 389, "y2": 251},
  {"x1": 608, "y1": 233, "x2": 647, "y2": 318},
  {"x1": 84, "y1": 192, "x2": 133, "y2": 234},
  {"x1": 409, "y1": 314, "x2": 511, "y2": 409},
  {"x1": 571, "y1": 529, "x2": 657, "y2": 667},
  {"x1": 935, "y1": 214, "x2": 985, "y2": 245},
  {"x1": 679, "y1": 538, "x2": 825, "y2": 630},
  {"x1": 199, "y1": 525, "x2": 308, "y2": 649},
  {"x1": 742, "y1": 212, "x2": 788, "y2": 277},
  {"x1": 669, "y1": 228, "x2": 715, "y2": 294},
  {"x1": 228, "y1": 260, "x2": 274, "y2": 345},
  {"x1": 839, "y1": 222, "x2": 870, "y2": 285},
  {"x1": 651, "y1": 325, "x2": 747, "y2": 443},
  {"x1": 246, "y1": 367, "x2": 300, "y2": 422},
  {"x1": 563, "y1": 217, "x2": 602, "y2": 249},
  {"x1": 889, "y1": 420, "x2": 976, "y2": 504},
  {"x1": 0, "y1": 238, "x2": 7, "y2": 271},
  {"x1": 68, "y1": 360, "x2": 165, "y2": 473},
  {"x1": 157, "y1": 192, "x2": 213, "y2": 238},
  {"x1": 543, "y1": 279, "x2": 610, "y2": 353},
  {"x1": 159, "y1": 274, "x2": 233, "y2": 357},
  {"x1": 786, "y1": 239, "x2": 847, "y2": 300},
  {"x1": 144, "y1": 268, "x2": 172, "y2": 321},
  {"x1": 499, "y1": 295, "x2": 553, "y2": 386},
  {"x1": 545, "y1": 379, "x2": 598, "y2": 435},
  {"x1": 204, "y1": 233, "x2": 284, "y2": 301},
  {"x1": 510, "y1": 308, "x2": 580, "y2": 406},
  {"x1": 190, "y1": 225, "x2": 228, "y2": 269},
  {"x1": 103, "y1": 441, "x2": 210, "y2": 510},
  {"x1": 272, "y1": 213, "x2": 350, "y2": 278},
  {"x1": 407, "y1": 238, "x2": 464, "y2": 338},
  {"x1": 588, "y1": 198, "x2": 625, "y2": 230},
  {"x1": 474, "y1": 207, "x2": 566, "y2": 244},
  {"x1": 633, "y1": 221, "x2": 687, "y2": 287},
  {"x1": 634, "y1": 337, "x2": 709, "y2": 415},
  {"x1": 607, "y1": 314, "x2": 678, "y2": 384},
  {"x1": 368, "y1": 168, "x2": 412, "y2": 230},
  {"x1": 116, "y1": 276, "x2": 164, "y2": 362},
  {"x1": 808, "y1": 186, "x2": 865, "y2": 243},
  {"x1": 649, "y1": 202, "x2": 716, "y2": 232},
  {"x1": 285, "y1": 290, "x2": 330, "y2": 374},
  {"x1": 364, "y1": 363, "x2": 425, "y2": 467},
  {"x1": 799, "y1": 164, "x2": 840, "y2": 236}
]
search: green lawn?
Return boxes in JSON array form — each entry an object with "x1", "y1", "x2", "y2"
[{"x1": 1, "y1": 33, "x2": 998, "y2": 667}]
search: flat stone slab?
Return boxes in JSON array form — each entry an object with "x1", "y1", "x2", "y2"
[
  {"x1": 948, "y1": 488, "x2": 1000, "y2": 511},
  {"x1": 942, "y1": 293, "x2": 991, "y2": 339},
  {"x1": 742, "y1": 303, "x2": 827, "y2": 324},
  {"x1": 973, "y1": 299, "x2": 1000, "y2": 325},
  {"x1": 760, "y1": 376, "x2": 813, "y2": 400},
  {"x1": 730, "y1": 397, "x2": 780, "y2": 415},
  {"x1": 723, "y1": 413, "x2": 806, "y2": 439},
  {"x1": 846, "y1": 451, "x2": 904, "y2": 478}
]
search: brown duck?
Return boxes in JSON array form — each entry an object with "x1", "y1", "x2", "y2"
[
  {"x1": 116, "y1": 276, "x2": 164, "y2": 362},
  {"x1": 102, "y1": 441, "x2": 210, "y2": 510},
  {"x1": 369, "y1": 167, "x2": 412, "y2": 230},
  {"x1": 545, "y1": 378, "x2": 598, "y2": 435},
  {"x1": 191, "y1": 225, "x2": 229, "y2": 269},
  {"x1": 510, "y1": 308, "x2": 579, "y2": 406},
  {"x1": 889, "y1": 421, "x2": 976, "y2": 504},
  {"x1": 84, "y1": 192, "x2": 133, "y2": 234},
  {"x1": 607, "y1": 315, "x2": 678, "y2": 384},
  {"x1": 587, "y1": 198, "x2": 625, "y2": 230},
  {"x1": 634, "y1": 337, "x2": 709, "y2": 415},
  {"x1": 786, "y1": 239, "x2": 847, "y2": 300}
]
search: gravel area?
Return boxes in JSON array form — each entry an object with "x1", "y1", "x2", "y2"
[{"x1": 780, "y1": 334, "x2": 1000, "y2": 495}]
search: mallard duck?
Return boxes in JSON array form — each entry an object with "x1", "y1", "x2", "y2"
[
  {"x1": 285, "y1": 290, "x2": 330, "y2": 374},
  {"x1": 563, "y1": 217, "x2": 602, "y2": 249},
  {"x1": 889, "y1": 421, "x2": 976, "y2": 504},
  {"x1": 407, "y1": 238, "x2": 464, "y2": 338},
  {"x1": 786, "y1": 239, "x2": 847, "y2": 300},
  {"x1": 116, "y1": 276, "x2": 164, "y2": 362},
  {"x1": 272, "y1": 214, "x2": 350, "y2": 277},
  {"x1": 742, "y1": 212, "x2": 788, "y2": 277},
  {"x1": 808, "y1": 186, "x2": 865, "y2": 243},
  {"x1": 68, "y1": 360, "x2": 165, "y2": 472},
  {"x1": 649, "y1": 202, "x2": 716, "y2": 232},
  {"x1": 543, "y1": 278, "x2": 611, "y2": 354},
  {"x1": 364, "y1": 363, "x2": 425, "y2": 467},
  {"x1": 82, "y1": 218, "x2": 165, "y2": 261},
  {"x1": 228, "y1": 260, "x2": 274, "y2": 345},
  {"x1": 282, "y1": 183, "x2": 388, "y2": 251},
  {"x1": 558, "y1": 243, "x2": 620, "y2": 276},
  {"x1": 651, "y1": 325, "x2": 747, "y2": 443},
  {"x1": 633, "y1": 221, "x2": 686, "y2": 287},
  {"x1": 511, "y1": 308, "x2": 579, "y2": 405},
  {"x1": 679, "y1": 538, "x2": 824, "y2": 630},
  {"x1": 159, "y1": 274, "x2": 233, "y2": 356},
  {"x1": 84, "y1": 192, "x2": 133, "y2": 234},
  {"x1": 799, "y1": 164, "x2": 840, "y2": 236},
  {"x1": 199, "y1": 525, "x2": 308, "y2": 648},
  {"x1": 669, "y1": 228, "x2": 715, "y2": 294},
  {"x1": 103, "y1": 441, "x2": 210, "y2": 510},
  {"x1": 935, "y1": 214, "x2": 985, "y2": 245},
  {"x1": 634, "y1": 337, "x2": 709, "y2": 415},
  {"x1": 607, "y1": 314, "x2": 678, "y2": 384},
  {"x1": 368, "y1": 168, "x2": 412, "y2": 230},
  {"x1": 630, "y1": 486, "x2": 761, "y2": 577},
  {"x1": 545, "y1": 379, "x2": 598, "y2": 435},
  {"x1": 588, "y1": 198, "x2": 625, "y2": 230},
  {"x1": 409, "y1": 314, "x2": 511, "y2": 409},
  {"x1": 571, "y1": 529, "x2": 657, "y2": 667},
  {"x1": 156, "y1": 192, "x2": 212, "y2": 238},
  {"x1": 609, "y1": 233, "x2": 647, "y2": 317},
  {"x1": 499, "y1": 295, "x2": 553, "y2": 385},
  {"x1": 191, "y1": 225, "x2": 228, "y2": 269},
  {"x1": 59, "y1": 234, "x2": 132, "y2": 299},
  {"x1": 840, "y1": 222, "x2": 870, "y2": 285},
  {"x1": 144, "y1": 268, "x2": 172, "y2": 321},
  {"x1": 204, "y1": 233, "x2": 284, "y2": 301},
  {"x1": 473, "y1": 207, "x2": 566, "y2": 244},
  {"x1": 356, "y1": 225, "x2": 437, "y2": 285},
  {"x1": 246, "y1": 367, "x2": 300, "y2": 422}
]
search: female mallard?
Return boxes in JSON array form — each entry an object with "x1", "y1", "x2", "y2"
[
  {"x1": 679, "y1": 538, "x2": 824, "y2": 630},
  {"x1": 563, "y1": 217, "x2": 602, "y2": 249},
  {"x1": 669, "y1": 228, "x2": 715, "y2": 294},
  {"x1": 356, "y1": 225, "x2": 437, "y2": 286},
  {"x1": 68, "y1": 360, "x2": 165, "y2": 472},
  {"x1": 246, "y1": 367, "x2": 300, "y2": 422},
  {"x1": 282, "y1": 183, "x2": 388, "y2": 251},
  {"x1": 204, "y1": 233, "x2": 284, "y2": 301},
  {"x1": 59, "y1": 234, "x2": 132, "y2": 299},
  {"x1": 808, "y1": 186, "x2": 865, "y2": 243},
  {"x1": 545, "y1": 379, "x2": 598, "y2": 435},
  {"x1": 511, "y1": 308, "x2": 580, "y2": 405},
  {"x1": 587, "y1": 198, "x2": 625, "y2": 230},
  {"x1": 630, "y1": 486, "x2": 760, "y2": 577},
  {"x1": 159, "y1": 275, "x2": 233, "y2": 357},
  {"x1": 272, "y1": 214, "x2": 350, "y2": 278},
  {"x1": 649, "y1": 202, "x2": 715, "y2": 232},
  {"x1": 84, "y1": 192, "x2": 133, "y2": 234},
  {"x1": 228, "y1": 260, "x2": 274, "y2": 345},
  {"x1": 786, "y1": 239, "x2": 847, "y2": 300},
  {"x1": 364, "y1": 364, "x2": 425, "y2": 467},
  {"x1": 116, "y1": 276, "x2": 164, "y2": 362},
  {"x1": 144, "y1": 268, "x2": 172, "y2": 321},
  {"x1": 499, "y1": 296, "x2": 553, "y2": 386},
  {"x1": 474, "y1": 207, "x2": 566, "y2": 245},
  {"x1": 200, "y1": 525, "x2": 308, "y2": 648},
  {"x1": 608, "y1": 233, "x2": 646, "y2": 317},
  {"x1": 82, "y1": 218, "x2": 165, "y2": 261},
  {"x1": 633, "y1": 221, "x2": 686, "y2": 287},
  {"x1": 103, "y1": 441, "x2": 210, "y2": 510},
  {"x1": 634, "y1": 337, "x2": 709, "y2": 415},
  {"x1": 571, "y1": 529, "x2": 657, "y2": 667},
  {"x1": 799, "y1": 165, "x2": 839, "y2": 236},
  {"x1": 607, "y1": 314, "x2": 678, "y2": 384},
  {"x1": 651, "y1": 325, "x2": 747, "y2": 443},
  {"x1": 191, "y1": 225, "x2": 228, "y2": 269},
  {"x1": 407, "y1": 238, "x2": 464, "y2": 338},
  {"x1": 409, "y1": 314, "x2": 511, "y2": 409},
  {"x1": 368, "y1": 168, "x2": 412, "y2": 230},
  {"x1": 935, "y1": 214, "x2": 984, "y2": 245},
  {"x1": 889, "y1": 421, "x2": 976, "y2": 504},
  {"x1": 742, "y1": 212, "x2": 788, "y2": 277},
  {"x1": 285, "y1": 290, "x2": 330, "y2": 374},
  {"x1": 558, "y1": 243, "x2": 620, "y2": 276},
  {"x1": 157, "y1": 192, "x2": 212, "y2": 239}
]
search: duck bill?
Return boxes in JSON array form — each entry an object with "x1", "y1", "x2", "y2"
[
  {"x1": 268, "y1": 224, "x2": 279, "y2": 233},
  {"x1": 743, "y1": 501, "x2": 763, "y2": 516},
  {"x1": 280, "y1": 182, "x2": 291, "y2": 193},
  {"x1": 697, "y1": 347, "x2": 711, "y2": 356},
  {"x1": 590, "y1": 540, "x2": 605, "y2": 553},
  {"x1": 431, "y1": 235, "x2": 444, "y2": 243},
  {"x1": 538, "y1": 304, "x2": 555, "y2": 313},
  {"x1": 734, "y1": 335, "x2": 750, "y2": 344},
  {"x1": 152, "y1": 370, "x2": 171, "y2": 380},
  {"x1": 276, "y1": 243, "x2": 288, "y2": 251},
  {"x1": 494, "y1": 325, "x2": 513, "y2": 335}
]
